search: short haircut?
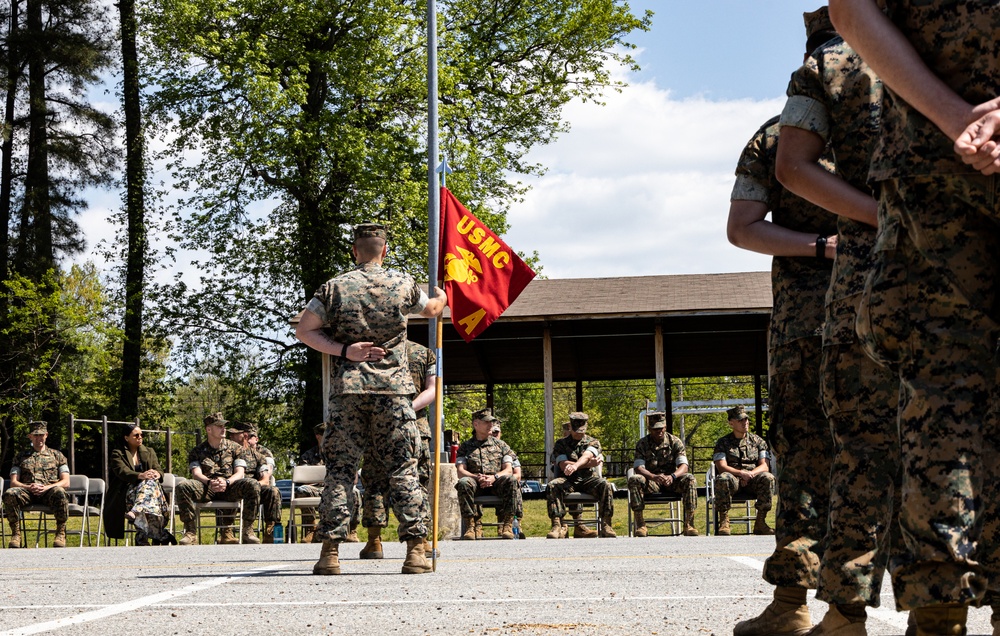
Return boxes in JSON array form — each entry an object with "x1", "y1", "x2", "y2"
[{"x1": 354, "y1": 236, "x2": 386, "y2": 261}]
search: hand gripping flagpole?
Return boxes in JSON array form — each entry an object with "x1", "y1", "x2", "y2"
[{"x1": 426, "y1": 0, "x2": 442, "y2": 572}]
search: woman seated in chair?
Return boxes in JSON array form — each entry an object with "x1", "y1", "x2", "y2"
[{"x1": 105, "y1": 423, "x2": 176, "y2": 545}]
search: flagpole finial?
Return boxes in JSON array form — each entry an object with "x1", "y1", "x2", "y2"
[{"x1": 436, "y1": 155, "x2": 454, "y2": 187}]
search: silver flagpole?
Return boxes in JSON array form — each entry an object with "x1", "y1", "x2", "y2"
[{"x1": 426, "y1": 0, "x2": 442, "y2": 572}]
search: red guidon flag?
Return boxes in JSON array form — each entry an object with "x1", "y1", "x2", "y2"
[{"x1": 438, "y1": 187, "x2": 536, "y2": 342}]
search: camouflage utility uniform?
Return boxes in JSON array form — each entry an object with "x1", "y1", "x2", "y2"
[
  {"x1": 242, "y1": 446, "x2": 281, "y2": 527},
  {"x1": 4, "y1": 447, "x2": 71, "y2": 526},
  {"x1": 307, "y1": 261, "x2": 428, "y2": 542},
  {"x1": 733, "y1": 113, "x2": 837, "y2": 587},
  {"x1": 712, "y1": 432, "x2": 775, "y2": 516},
  {"x1": 856, "y1": 0, "x2": 1000, "y2": 609},
  {"x1": 455, "y1": 436, "x2": 518, "y2": 521},
  {"x1": 547, "y1": 434, "x2": 614, "y2": 522},
  {"x1": 177, "y1": 439, "x2": 260, "y2": 528},
  {"x1": 361, "y1": 342, "x2": 436, "y2": 531},
  {"x1": 628, "y1": 433, "x2": 698, "y2": 517},
  {"x1": 781, "y1": 35, "x2": 901, "y2": 605}
]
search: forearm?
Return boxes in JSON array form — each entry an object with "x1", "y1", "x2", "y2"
[{"x1": 728, "y1": 199, "x2": 831, "y2": 257}]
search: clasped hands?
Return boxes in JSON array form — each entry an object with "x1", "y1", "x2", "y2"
[{"x1": 954, "y1": 99, "x2": 1000, "y2": 174}]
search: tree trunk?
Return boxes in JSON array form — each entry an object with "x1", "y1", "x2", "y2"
[
  {"x1": 117, "y1": 0, "x2": 146, "y2": 419},
  {"x1": 0, "y1": 0, "x2": 19, "y2": 286}
]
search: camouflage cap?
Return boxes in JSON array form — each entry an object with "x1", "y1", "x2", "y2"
[
  {"x1": 569, "y1": 412, "x2": 589, "y2": 431},
  {"x1": 245, "y1": 424, "x2": 259, "y2": 438},
  {"x1": 353, "y1": 223, "x2": 387, "y2": 240},
  {"x1": 204, "y1": 412, "x2": 227, "y2": 427},
  {"x1": 561, "y1": 420, "x2": 571, "y2": 432},
  {"x1": 726, "y1": 405, "x2": 749, "y2": 421},
  {"x1": 472, "y1": 408, "x2": 498, "y2": 423},
  {"x1": 647, "y1": 411, "x2": 667, "y2": 430},
  {"x1": 804, "y1": 6, "x2": 837, "y2": 53},
  {"x1": 29, "y1": 420, "x2": 48, "y2": 435},
  {"x1": 226, "y1": 421, "x2": 250, "y2": 434},
  {"x1": 313, "y1": 423, "x2": 327, "y2": 435}
]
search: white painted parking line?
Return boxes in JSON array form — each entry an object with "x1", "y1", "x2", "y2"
[{"x1": 0, "y1": 564, "x2": 292, "y2": 636}]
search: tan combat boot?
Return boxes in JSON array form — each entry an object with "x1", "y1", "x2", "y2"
[
  {"x1": 300, "y1": 513, "x2": 315, "y2": 544},
  {"x1": 560, "y1": 519, "x2": 569, "y2": 538},
  {"x1": 754, "y1": 509, "x2": 775, "y2": 535},
  {"x1": 7, "y1": 518, "x2": 21, "y2": 548},
  {"x1": 546, "y1": 518, "x2": 563, "y2": 539},
  {"x1": 263, "y1": 522, "x2": 275, "y2": 544},
  {"x1": 803, "y1": 605, "x2": 868, "y2": 636},
  {"x1": 360, "y1": 526, "x2": 383, "y2": 559},
  {"x1": 474, "y1": 518, "x2": 484, "y2": 539},
  {"x1": 910, "y1": 603, "x2": 968, "y2": 636},
  {"x1": 598, "y1": 518, "x2": 616, "y2": 538},
  {"x1": 312, "y1": 540, "x2": 341, "y2": 575},
  {"x1": 461, "y1": 517, "x2": 477, "y2": 541},
  {"x1": 178, "y1": 522, "x2": 199, "y2": 546},
  {"x1": 633, "y1": 509, "x2": 647, "y2": 537},
  {"x1": 402, "y1": 538, "x2": 431, "y2": 574},
  {"x1": 734, "y1": 586, "x2": 811, "y2": 636},
  {"x1": 218, "y1": 527, "x2": 239, "y2": 544},
  {"x1": 499, "y1": 516, "x2": 515, "y2": 540},
  {"x1": 683, "y1": 509, "x2": 700, "y2": 536},
  {"x1": 717, "y1": 511, "x2": 731, "y2": 536},
  {"x1": 574, "y1": 523, "x2": 598, "y2": 538},
  {"x1": 344, "y1": 525, "x2": 360, "y2": 543},
  {"x1": 53, "y1": 524, "x2": 67, "y2": 548},
  {"x1": 242, "y1": 526, "x2": 261, "y2": 544}
]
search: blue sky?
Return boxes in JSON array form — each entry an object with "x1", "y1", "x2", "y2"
[{"x1": 506, "y1": 0, "x2": 828, "y2": 279}]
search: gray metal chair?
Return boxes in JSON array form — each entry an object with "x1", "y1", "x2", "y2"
[
  {"x1": 20, "y1": 474, "x2": 89, "y2": 548},
  {"x1": 71, "y1": 477, "x2": 105, "y2": 546},
  {"x1": 625, "y1": 467, "x2": 683, "y2": 537},
  {"x1": 705, "y1": 465, "x2": 754, "y2": 535},
  {"x1": 287, "y1": 464, "x2": 326, "y2": 543}
]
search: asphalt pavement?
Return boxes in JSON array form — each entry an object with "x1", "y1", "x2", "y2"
[{"x1": 1, "y1": 535, "x2": 995, "y2": 635}]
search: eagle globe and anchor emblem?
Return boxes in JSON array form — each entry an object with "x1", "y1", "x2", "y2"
[{"x1": 443, "y1": 246, "x2": 484, "y2": 285}]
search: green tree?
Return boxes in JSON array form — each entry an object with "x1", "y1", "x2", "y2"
[{"x1": 141, "y1": 0, "x2": 650, "y2": 434}]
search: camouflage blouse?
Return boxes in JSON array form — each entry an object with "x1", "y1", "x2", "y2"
[
  {"x1": 456, "y1": 436, "x2": 513, "y2": 475},
  {"x1": 187, "y1": 438, "x2": 248, "y2": 479},
  {"x1": 633, "y1": 433, "x2": 688, "y2": 475},
  {"x1": 11, "y1": 446, "x2": 69, "y2": 485},
  {"x1": 713, "y1": 433, "x2": 770, "y2": 471}
]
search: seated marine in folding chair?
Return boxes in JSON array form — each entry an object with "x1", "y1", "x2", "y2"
[
  {"x1": 226, "y1": 421, "x2": 282, "y2": 543},
  {"x1": 455, "y1": 408, "x2": 520, "y2": 540},
  {"x1": 713, "y1": 405, "x2": 775, "y2": 536},
  {"x1": 628, "y1": 411, "x2": 699, "y2": 537},
  {"x1": 3, "y1": 421, "x2": 71, "y2": 548},
  {"x1": 175, "y1": 412, "x2": 261, "y2": 545},
  {"x1": 546, "y1": 412, "x2": 616, "y2": 539}
]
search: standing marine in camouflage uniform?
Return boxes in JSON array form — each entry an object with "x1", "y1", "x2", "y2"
[
  {"x1": 4, "y1": 422, "x2": 71, "y2": 548},
  {"x1": 359, "y1": 340, "x2": 437, "y2": 558},
  {"x1": 627, "y1": 411, "x2": 699, "y2": 537},
  {"x1": 455, "y1": 408, "x2": 519, "y2": 540},
  {"x1": 546, "y1": 412, "x2": 616, "y2": 539},
  {"x1": 774, "y1": 11, "x2": 902, "y2": 634},
  {"x1": 176, "y1": 413, "x2": 261, "y2": 545},
  {"x1": 726, "y1": 10, "x2": 841, "y2": 634},
  {"x1": 295, "y1": 222, "x2": 447, "y2": 575},
  {"x1": 833, "y1": 2, "x2": 1000, "y2": 633},
  {"x1": 712, "y1": 406, "x2": 775, "y2": 537}
]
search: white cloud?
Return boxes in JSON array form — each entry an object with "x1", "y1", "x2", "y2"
[{"x1": 506, "y1": 77, "x2": 781, "y2": 279}]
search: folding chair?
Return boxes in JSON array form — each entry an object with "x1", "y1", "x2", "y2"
[
  {"x1": 462, "y1": 494, "x2": 504, "y2": 538},
  {"x1": 161, "y1": 473, "x2": 181, "y2": 535},
  {"x1": 705, "y1": 465, "x2": 754, "y2": 535},
  {"x1": 21, "y1": 474, "x2": 89, "y2": 548},
  {"x1": 194, "y1": 496, "x2": 244, "y2": 544},
  {"x1": 625, "y1": 468, "x2": 683, "y2": 537},
  {"x1": 71, "y1": 477, "x2": 105, "y2": 546},
  {"x1": 287, "y1": 464, "x2": 326, "y2": 543}
]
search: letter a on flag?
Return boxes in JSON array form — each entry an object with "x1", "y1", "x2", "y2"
[{"x1": 438, "y1": 187, "x2": 536, "y2": 342}]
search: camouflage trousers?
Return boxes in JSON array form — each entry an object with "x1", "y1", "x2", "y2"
[
  {"x1": 760, "y1": 335, "x2": 830, "y2": 589},
  {"x1": 816, "y1": 334, "x2": 901, "y2": 607},
  {"x1": 259, "y1": 484, "x2": 282, "y2": 524},
  {"x1": 455, "y1": 475, "x2": 519, "y2": 519},
  {"x1": 318, "y1": 393, "x2": 424, "y2": 542},
  {"x1": 3, "y1": 486, "x2": 69, "y2": 524},
  {"x1": 855, "y1": 175, "x2": 1000, "y2": 609},
  {"x1": 714, "y1": 472, "x2": 775, "y2": 514},
  {"x1": 361, "y1": 435, "x2": 430, "y2": 529},
  {"x1": 547, "y1": 474, "x2": 614, "y2": 520},
  {"x1": 176, "y1": 478, "x2": 260, "y2": 525},
  {"x1": 626, "y1": 473, "x2": 698, "y2": 516}
]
